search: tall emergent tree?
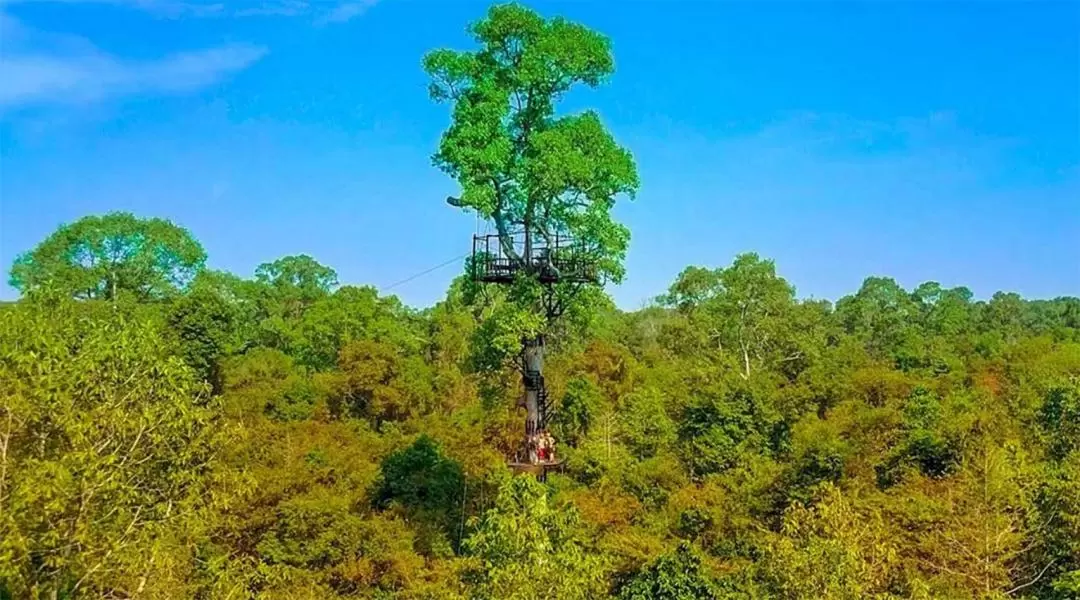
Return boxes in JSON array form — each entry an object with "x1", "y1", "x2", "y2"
[
  {"x1": 424, "y1": 3, "x2": 638, "y2": 452},
  {"x1": 9, "y1": 212, "x2": 206, "y2": 302},
  {"x1": 426, "y1": 2, "x2": 637, "y2": 282}
]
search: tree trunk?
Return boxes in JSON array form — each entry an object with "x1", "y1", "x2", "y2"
[
  {"x1": 522, "y1": 335, "x2": 544, "y2": 463},
  {"x1": 523, "y1": 218, "x2": 532, "y2": 269}
]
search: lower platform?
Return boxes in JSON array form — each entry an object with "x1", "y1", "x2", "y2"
[{"x1": 508, "y1": 460, "x2": 564, "y2": 481}]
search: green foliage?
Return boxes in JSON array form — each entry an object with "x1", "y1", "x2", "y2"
[
  {"x1": 1039, "y1": 383, "x2": 1080, "y2": 461},
  {"x1": 6, "y1": 6, "x2": 1080, "y2": 598},
  {"x1": 425, "y1": 3, "x2": 635, "y2": 250},
  {"x1": 251, "y1": 254, "x2": 338, "y2": 355},
  {"x1": 836, "y1": 276, "x2": 921, "y2": 365},
  {"x1": 427, "y1": 2, "x2": 639, "y2": 341},
  {"x1": 552, "y1": 377, "x2": 601, "y2": 446},
  {"x1": 255, "y1": 254, "x2": 339, "y2": 305},
  {"x1": 679, "y1": 387, "x2": 780, "y2": 478},
  {"x1": 875, "y1": 387, "x2": 963, "y2": 486},
  {"x1": 469, "y1": 287, "x2": 546, "y2": 372},
  {"x1": 254, "y1": 491, "x2": 428, "y2": 596},
  {"x1": 294, "y1": 284, "x2": 423, "y2": 371},
  {"x1": 6, "y1": 215, "x2": 1080, "y2": 598},
  {"x1": 223, "y1": 347, "x2": 325, "y2": 421},
  {"x1": 913, "y1": 282, "x2": 974, "y2": 338},
  {"x1": 662, "y1": 253, "x2": 801, "y2": 379},
  {"x1": 330, "y1": 338, "x2": 434, "y2": 423},
  {"x1": 757, "y1": 485, "x2": 901, "y2": 599},
  {"x1": 374, "y1": 435, "x2": 465, "y2": 552},
  {"x1": 166, "y1": 273, "x2": 240, "y2": 392},
  {"x1": 463, "y1": 475, "x2": 607, "y2": 599},
  {"x1": 619, "y1": 388, "x2": 676, "y2": 459},
  {"x1": 0, "y1": 300, "x2": 219, "y2": 598},
  {"x1": 617, "y1": 542, "x2": 717, "y2": 600},
  {"x1": 783, "y1": 415, "x2": 851, "y2": 505},
  {"x1": 9, "y1": 211, "x2": 206, "y2": 301}
]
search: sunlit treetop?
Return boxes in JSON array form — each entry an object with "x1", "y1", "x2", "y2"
[
  {"x1": 254, "y1": 255, "x2": 339, "y2": 300},
  {"x1": 9, "y1": 211, "x2": 206, "y2": 302},
  {"x1": 424, "y1": 2, "x2": 639, "y2": 284}
]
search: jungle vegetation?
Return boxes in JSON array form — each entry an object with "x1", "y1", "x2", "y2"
[{"x1": 2, "y1": 4, "x2": 1078, "y2": 599}]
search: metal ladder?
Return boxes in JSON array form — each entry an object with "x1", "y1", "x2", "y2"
[{"x1": 537, "y1": 376, "x2": 554, "y2": 430}]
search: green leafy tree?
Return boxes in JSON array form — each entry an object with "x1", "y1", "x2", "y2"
[
  {"x1": 913, "y1": 282, "x2": 974, "y2": 338},
  {"x1": 663, "y1": 253, "x2": 799, "y2": 379},
  {"x1": 295, "y1": 285, "x2": 424, "y2": 371},
  {"x1": 875, "y1": 387, "x2": 962, "y2": 487},
  {"x1": 898, "y1": 441, "x2": 1051, "y2": 598},
  {"x1": 255, "y1": 255, "x2": 339, "y2": 306},
  {"x1": 617, "y1": 542, "x2": 716, "y2": 600},
  {"x1": 221, "y1": 347, "x2": 324, "y2": 421},
  {"x1": 426, "y1": 3, "x2": 638, "y2": 281},
  {"x1": 552, "y1": 376, "x2": 602, "y2": 447},
  {"x1": 330, "y1": 338, "x2": 435, "y2": 423},
  {"x1": 426, "y1": 2, "x2": 640, "y2": 393},
  {"x1": 9, "y1": 212, "x2": 206, "y2": 302},
  {"x1": 679, "y1": 387, "x2": 780, "y2": 479},
  {"x1": 758, "y1": 484, "x2": 901, "y2": 599},
  {"x1": 252, "y1": 254, "x2": 338, "y2": 354},
  {"x1": 0, "y1": 301, "x2": 219, "y2": 598},
  {"x1": 662, "y1": 266, "x2": 723, "y2": 312},
  {"x1": 427, "y1": 277, "x2": 482, "y2": 413},
  {"x1": 1040, "y1": 384, "x2": 1080, "y2": 461},
  {"x1": 619, "y1": 388, "x2": 676, "y2": 459},
  {"x1": 463, "y1": 475, "x2": 607, "y2": 599},
  {"x1": 1039, "y1": 451, "x2": 1080, "y2": 599},
  {"x1": 166, "y1": 271, "x2": 245, "y2": 393},
  {"x1": 374, "y1": 435, "x2": 466, "y2": 554},
  {"x1": 976, "y1": 292, "x2": 1027, "y2": 350},
  {"x1": 836, "y1": 277, "x2": 921, "y2": 365},
  {"x1": 783, "y1": 414, "x2": 852, "y2": 506},
  {"x1": 254, "y1": 493, "x2": 428, "y2": 597}
]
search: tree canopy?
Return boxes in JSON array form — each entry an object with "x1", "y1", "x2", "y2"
[
  {"x1": 426, "y1": 3, "x2": 638, "y2": 284},
  {"x1": 9, "y1": 212, "x2": 206, "y2": 302},
  {"x1": 5, "y1": 208, "x2": 1079, "y2": 599},
  {"x1": 3, "y1": 4, "x2": 1078, "y2": 599}
]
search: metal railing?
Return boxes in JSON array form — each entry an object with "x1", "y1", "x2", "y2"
[{"x1": 471, "y1": 233, "x2": 599, "y2": 284}]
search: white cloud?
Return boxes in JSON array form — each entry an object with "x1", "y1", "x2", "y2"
[
  {"x1": 314, "y1": 0, "x2": 377, "y2": 25},
  {"x1": 3, "y1": 0, "x2": 379, "y2": 21},
  {"x1": 1, "y1": 43, "x2": 267, "y2": 109},
  {"x1": 234, "y1": 1, "x2": 307, "y2": 18},
  {"x1": 0, "y1": 0, "x2": 226, "y2": 18},
  {"x1": 0, "y1": 9, "x2": 266, "y2": 109}
]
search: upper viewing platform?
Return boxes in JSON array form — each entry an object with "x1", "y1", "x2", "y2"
[{"x1": 471, "y1": 232, "x2": 600, "y2": 285}]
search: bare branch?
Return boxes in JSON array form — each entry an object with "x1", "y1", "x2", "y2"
[{"x1": 1005, "y1": 559, "x2": 1057, "y2": 596}]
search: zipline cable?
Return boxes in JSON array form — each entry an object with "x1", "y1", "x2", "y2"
[{"x1": 382, "y1": 252, "x2": 470, "y2": 291}]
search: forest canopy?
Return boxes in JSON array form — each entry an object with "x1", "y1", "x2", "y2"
[
  {"x1": 2, "y1": 3, "x2": 1079, "y2": 599},
  {"x1": 3, "y1": 210, "x2": 1078, "y2": 599}
]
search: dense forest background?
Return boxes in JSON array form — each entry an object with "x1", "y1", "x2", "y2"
[
  {"x1": 2, "y1": 3, "x2": 1078, "y2": 598},
  {"x1": 1, "y1": 211, "x2": 1078, "y2": 599}
]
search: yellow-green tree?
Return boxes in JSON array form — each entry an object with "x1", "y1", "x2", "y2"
[
  {"x1": 0, "y1": 301, "x2": 219, "y2": 598},
  {"x1": 463, "y1": 475, "x2": 607, "y2": 599}
]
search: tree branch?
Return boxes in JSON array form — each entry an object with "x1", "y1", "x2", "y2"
[{"x1": 1005, "y1": 559, "x2": 1056, "y2": 596}]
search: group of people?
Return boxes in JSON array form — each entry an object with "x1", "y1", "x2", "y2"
[{"x1": 528, "y1": 430, "x2": 557, "y2": 464}]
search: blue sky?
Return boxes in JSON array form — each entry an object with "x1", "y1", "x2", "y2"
[{"x1": 1, "y1": 0, "x2": 1077, "y2": 309}]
